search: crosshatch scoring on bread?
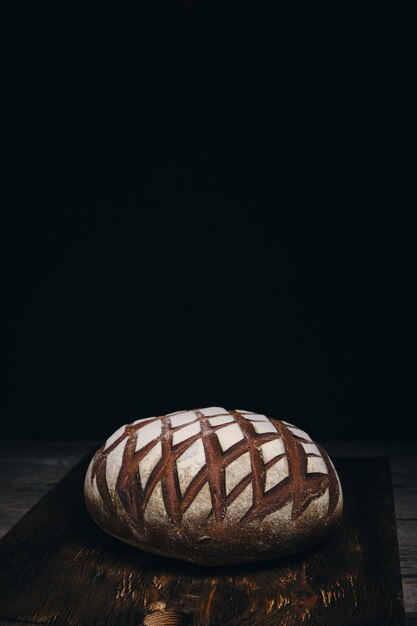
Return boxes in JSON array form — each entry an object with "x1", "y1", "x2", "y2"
[{"x1": 84, "y1": 408, "x2": 343, "y2": 565}]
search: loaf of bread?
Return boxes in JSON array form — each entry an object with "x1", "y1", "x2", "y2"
[{"x1": 84, "y1": 407, "x2": 343, "y2": 565}]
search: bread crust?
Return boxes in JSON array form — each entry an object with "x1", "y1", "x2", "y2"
[{"x1": 84, "y1": 408, "x2": 343, "y2": 565}]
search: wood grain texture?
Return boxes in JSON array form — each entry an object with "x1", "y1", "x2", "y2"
[
  {"x1": 323, "y1": 441, "x2": 417, "y2": 616},
  {"x1": 0, "y1": 452, "x2": 405, "y2": 625},
  {"x1": 0, "y1": 441, "x2": 97, "y2": 537}
]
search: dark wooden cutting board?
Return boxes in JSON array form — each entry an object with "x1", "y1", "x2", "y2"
[{"x1": 0, "y1": 454, "x2": 405, "y2": 625}]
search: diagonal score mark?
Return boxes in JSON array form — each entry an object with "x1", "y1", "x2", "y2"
[
  {"x1": 197, "y1": 410, "x2": 227, "y2": 522},
  {"x1": 180, "y1": 431, "x2": 282, "y2": 514},
  {"x1": 232, "y1": 410, "x2": 268, "y2": 510},
  {"x1": 278, "y1": 420, "x2": 334, "y2": 519},
  {"x1": 160, "y1": 414, "x2": 183, "y2": 526}
]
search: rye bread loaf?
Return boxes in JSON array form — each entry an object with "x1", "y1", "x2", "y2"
[{"x1": 84, "y1": 407, "x2": 343, "y2": 565}]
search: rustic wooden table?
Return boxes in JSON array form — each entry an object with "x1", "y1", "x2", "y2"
[{"x1": 1, "y1": 441, "x2": 416, "y2": 624}]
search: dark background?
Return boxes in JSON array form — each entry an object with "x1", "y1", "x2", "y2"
[{"x1": 0, "y1": 6, "x2": 415, "y2": 441}]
